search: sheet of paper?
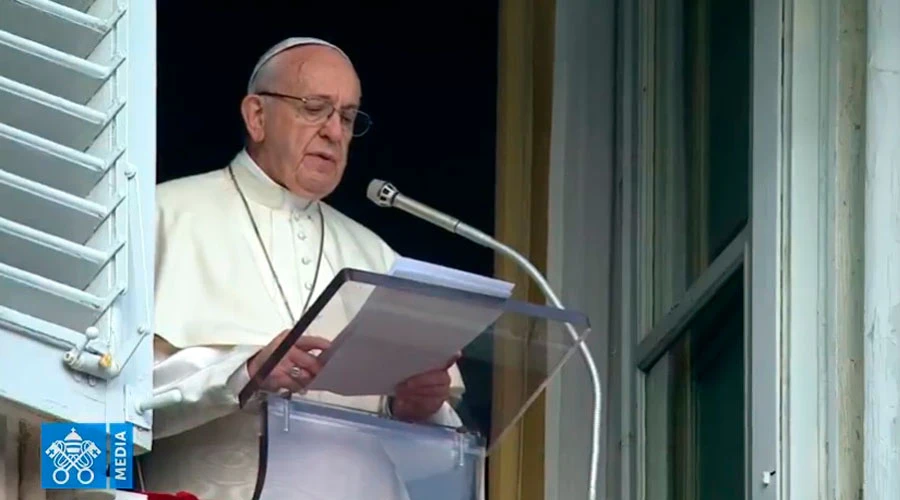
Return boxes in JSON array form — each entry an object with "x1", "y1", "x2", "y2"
[
  {"x1": 387, "y1": 256, "x2": 515, "y2": 299},
  {"x1": 306, "y1": 258, "x2": 515, "y2": 396}
]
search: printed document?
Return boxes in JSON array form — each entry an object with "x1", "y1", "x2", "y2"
[{"x1": 306, "y1": 258, "x2": 515, "y2": 396}]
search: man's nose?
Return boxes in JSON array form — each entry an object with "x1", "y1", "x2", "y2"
[{"x1": 318, "y1": 112, "x2": 345, "y2": 142}]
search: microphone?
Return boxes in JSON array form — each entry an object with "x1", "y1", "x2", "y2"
[
  {"x1": 367, "y1": 179, "x2": 495, "y2": 248},
  {"x1": 367, "y1": 179, "x2": 603, "y2": 500}
]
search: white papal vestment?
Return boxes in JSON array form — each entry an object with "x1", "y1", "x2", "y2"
[{"x1": 139, "y1": 150, "x2": 465, "y2": 499}]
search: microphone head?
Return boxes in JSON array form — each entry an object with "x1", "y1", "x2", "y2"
[{"x1": 367, "y1": 179, "x2": 398, "y2": 207}]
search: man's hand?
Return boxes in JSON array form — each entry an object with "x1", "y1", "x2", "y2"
[
  {"x1": 390, "y1": 355, "x2": 459, "y2": 422},
  {"x1": 247, "y1": 329, "x2": 332, "y2": 394}
]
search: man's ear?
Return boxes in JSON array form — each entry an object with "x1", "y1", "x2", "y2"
[{"x1": 240, "y1": 94, "x2": 266, "y2": 143}]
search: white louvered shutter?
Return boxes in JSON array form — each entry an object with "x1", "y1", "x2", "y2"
[{"x1": 0, "y1": 0, "x2": 156, "y2": 450}]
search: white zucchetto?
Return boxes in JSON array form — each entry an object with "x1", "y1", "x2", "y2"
[{"x1": 247, "y1": 37, "x2": 352, "y2": 92}]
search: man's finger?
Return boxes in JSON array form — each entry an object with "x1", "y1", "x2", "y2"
[
  {"x1": 280, "y1": 378, "x2": 305, "y2": 394},
  {"x1": 283, "y1": 349, "x2": 324, "y2": 376},
  {"x1": 288, "y1": 365, "x2": 312, "y2": 385},
  {"x1": 400, "y1": 370, "x2": 450, "y2": 390},
  {"x1": 266, "y1": 372, "x2": 304, "y2": 394},
  {"x1": 399, "y1": 379, "x2": 451, "y2": 393},
  {"x1": 396, "y1": 385, "x2": 450, "y2": 399},
  {"x1": 294, "y1": 335, "x2": 332, "y2": 353},
  {"x1": 287, "y1": 367, "x2": 312, "y2": 382}
]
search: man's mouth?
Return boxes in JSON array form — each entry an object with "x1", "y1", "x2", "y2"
[{"x1": 308, "y1": 151, "x2": 337, "y2": 163}]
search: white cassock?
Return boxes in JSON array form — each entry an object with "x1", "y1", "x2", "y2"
[{"x1": 139, "y1": 150, "x2": 466, "y2": 500}]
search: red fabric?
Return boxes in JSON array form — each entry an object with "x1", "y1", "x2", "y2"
[{"x1": 143, "y1": 492, "x2": 200, "y2": 500}]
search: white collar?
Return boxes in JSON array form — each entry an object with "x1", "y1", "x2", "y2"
[{"x1": 229, "y1": 149, "x2": 317, "y2": 212}]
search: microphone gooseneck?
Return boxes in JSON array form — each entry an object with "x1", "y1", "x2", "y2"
[
  {"x1": 367, "y1": 179, "x2": 603, "y2": 500},
  {"x1": 367, "y1": 179, "x2": 460, "y2": 233}
]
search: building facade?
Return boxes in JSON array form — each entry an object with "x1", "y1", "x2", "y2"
[{"x1": 541, "y1": 0, "x2": 899, "y2": 498}]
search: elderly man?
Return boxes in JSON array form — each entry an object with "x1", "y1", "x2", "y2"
[{"x1": 139, "y1": 38, "x2": 464, "y2": 499}]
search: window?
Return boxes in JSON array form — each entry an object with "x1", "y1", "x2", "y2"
[
  {"x1": 0, "y1": 0, "x2": 156, "y2": 450},
  {"x1": 636, "y1": 0, "x2": 752, "y2": 497}
]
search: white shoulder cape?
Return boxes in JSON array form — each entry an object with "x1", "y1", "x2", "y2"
[{"x1": 153, "y1": 152, "x2": 398, "y2": 349}]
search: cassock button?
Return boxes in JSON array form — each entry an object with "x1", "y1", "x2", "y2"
[
  {"x1": 297, "y1": 232, "x2": 307, "y2": 241},
  {"x1": 292, "y1": 211, "x2": 301, "y2": 221},
  {"x1": 304, "y1": 282, "x2": 312, "y2": 290},
  {"x1": 301, "y1": 256, "x2": 311, "y2": 265}
]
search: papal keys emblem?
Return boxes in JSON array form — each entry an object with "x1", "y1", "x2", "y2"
[{"x1": 44, "y1": 428, "x2": 103, "y2": 485}]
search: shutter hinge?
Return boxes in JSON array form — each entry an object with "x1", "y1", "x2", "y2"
[
  {"x1": 63, "y1": 327, "x2": 117, "y2": 380},
  {"x1": 63, "y1": 325, "x2": 152, "y2": 380}
]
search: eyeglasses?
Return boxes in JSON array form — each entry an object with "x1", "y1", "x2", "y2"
[{"x1": 256, "y1": 91, "x2": 373, "y2": 137}]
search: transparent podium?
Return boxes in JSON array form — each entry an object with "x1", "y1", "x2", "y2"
[{"x1": 238, "y1": 269, "x2": 591, "y2": 500}]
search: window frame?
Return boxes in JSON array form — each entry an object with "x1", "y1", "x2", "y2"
[
  {"x1": 629, "y1": 0, "x2": 784, "y2": 498},
  {"x1": 748, "y1": 0, "x2": 783, "y2": 498},
  {"x1": 776, "y1": 0, "x2": 865, "y2": 496}
]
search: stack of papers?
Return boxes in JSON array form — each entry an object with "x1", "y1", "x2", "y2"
[{"x1": 305, "y1": 257, "x2": 515, "y2": 396}]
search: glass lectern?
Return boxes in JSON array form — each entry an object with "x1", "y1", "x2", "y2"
[{"x1": 238, "y1": 269, "x2": 591, "y2": 500}]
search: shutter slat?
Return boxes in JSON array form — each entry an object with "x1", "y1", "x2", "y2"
[
  {"x1": 52, "y1": 0, "x2": 95, "y2": 13},
  {"x1": 0, "y1": 168, "x2": 119, "y2": 245},
  {"x1": 0, "y1": 0, "x2": 114, "y2": 58},
  {"x1": 0, "y1": 261, "x2": 120, "y2": 333},
  {"x1": 0, "y1": 75, "x2": 118, "y2": 151},
  {"x1": 0, "y1": 216, "x2": 122, "y2": 290},
  {"x1": 0, "y1": 305, "x2": 86, "y2": 350},
  {"x1": 0, "y1": 123, "x2": 115, "y2": 198},
  {"x1": 0, "y1": 29, "x2": 118, "y2": 104}
]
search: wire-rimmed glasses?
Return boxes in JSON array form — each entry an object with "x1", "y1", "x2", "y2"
[{"x1": 256, "y1": 91, "x2": 373, "y2": 137}]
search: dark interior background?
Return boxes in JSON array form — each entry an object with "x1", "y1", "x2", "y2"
[{"x1": 157, "y1": 2, "x2": 499, "y2": 437}]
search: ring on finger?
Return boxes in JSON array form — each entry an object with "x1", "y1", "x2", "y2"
[{"x1": 289, "y1": 366, "x2": 303, "y2": 380}]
